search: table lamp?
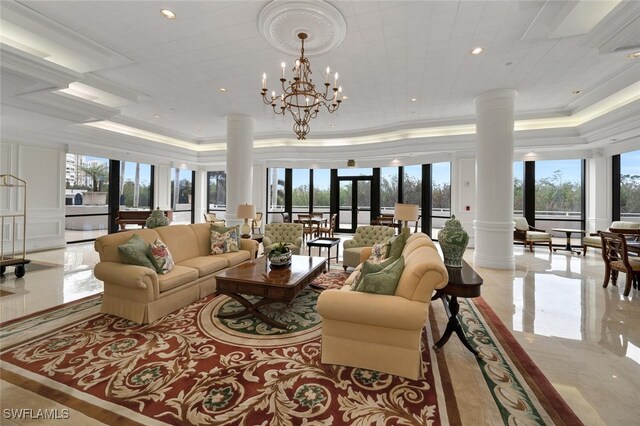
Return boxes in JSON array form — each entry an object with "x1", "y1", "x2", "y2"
[
  {"x1": 236, "y1": 204, "x2": 256, "y2": 238},
  {"x1": 394, "y1": 203, "x2": 419, "y2": 232}
]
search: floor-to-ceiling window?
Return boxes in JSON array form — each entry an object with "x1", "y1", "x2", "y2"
[
  {"x1": 514, "y1": 161, "x2": 524, "y2": 217},
  {"x1": 171, "y1": 168, "x2": 194, "y2": 224},
  {"x1": 266, "y1": 168, "x2": 285, "y2": 222},
  {"x1": 64, "y1": 154, "x2": 110, "y2": 243},
  {"x1": 380, "y1": 167, "x2": 399, "y2": 215},
  {"x1": 430, "y1": 162, "x2": 451, "y2": 238},
  {"x1": 313, "y1": 169, "x2": 331, "y2": 215},
  {"x1": 337, "y1": 168, "x2": 373, "y2": 232},
  {"x1": 292, "y1": 169, "x2": 311, "y2": 218},
  {"x1": 619, "y1": 150, "x2": 640, "y2": 223},
  {"x1": 534, "y1": 159, "x2": 584, "y2": 232},
  {"x1": 207, "y1": 171, "x2": 227, "y2": 220},
  {"x1": 120, "y1": 161, "x2": 153, "y2": 211}
]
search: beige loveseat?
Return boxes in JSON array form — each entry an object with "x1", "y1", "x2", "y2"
[
  {"x1": 317, "y1": 232, "x2": 449, "y2": 380},
  {"x1": 94, "y1": 223, "x2": 258, "y2": 324}
]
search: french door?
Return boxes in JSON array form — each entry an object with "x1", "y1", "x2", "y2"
[{"x1": 336, "y1": 177, "x2": 372, "y2": 233}]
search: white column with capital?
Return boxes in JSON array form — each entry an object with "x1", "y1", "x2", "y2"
[
  {"x1": 226, "y1": 114, "x2": 255, "y2": 227},
  {"x1": 473, "y1": 89, "x2": 517, "y2": 269}
]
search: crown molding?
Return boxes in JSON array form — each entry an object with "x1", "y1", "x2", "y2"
[{"x1": 0, "y1": 44, "x2": 80, "y2": 90}]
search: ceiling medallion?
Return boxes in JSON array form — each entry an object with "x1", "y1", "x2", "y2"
[{"x1": 258, "y1": 0, "x2": 346, "y2": 57}]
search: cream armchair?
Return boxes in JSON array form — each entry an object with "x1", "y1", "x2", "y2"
[
  {"x1": 513, "y1": 217, "x2": 552, "y2": 252},
  {"x1": 583, "y1": 221, "x2": 640, "y2": 255},
  {"x1": 263, "y1": 223, "x2": 303, "y2": 255},
  {"x1": 318, "y1": 232, "x2": 448, "y2": 380},
  {"x1": 342, "y1": 225, "x2": 395, "y2": 270}
]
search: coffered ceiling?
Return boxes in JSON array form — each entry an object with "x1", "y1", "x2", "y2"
[{"x1": 1, "y1": 0, "x2": 639, "y2": 166}]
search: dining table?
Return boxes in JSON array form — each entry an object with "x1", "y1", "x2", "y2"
[{"x1": 294, "y1": 214, "x2": 328, "y2": 238}]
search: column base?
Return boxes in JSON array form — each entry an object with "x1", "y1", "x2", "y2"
[{"x1": 473, "y1": 219, "x2": 515, "y2": 270}]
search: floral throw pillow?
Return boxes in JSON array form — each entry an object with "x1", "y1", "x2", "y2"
[
  {"x1": 368, "y1": 242, "x2": 389, "y2": 263},
  {"x1": 147, "y1": 238, "x2": 174, "y2": 274},
  {"x1": 211, "y1": 229, "x2": 240, "y2": 254}
]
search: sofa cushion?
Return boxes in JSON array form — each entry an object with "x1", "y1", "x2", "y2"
[
  {"x1": 610, "y1": 221, "x2": 640, "y2": 229},
  {"x1": 148, "y1": 238, "x2": 175, "y2": 274},
  {"x1": 118, "y1": 234, "x2": 156, "y2": 270},
  {"x1": 178, "y1": 256, "x2": 228, "y2": 277},
  {"x1": 155, "y1": 225, "x2": 200, "y2": 263},
  {"x1": 96, "y1": 229, "x2": 160, "y2": 263},
  {"x1": 211, "y1": 224, "x2": 241, "y2": 245},
  {"x1": 368, "y1": 242, "x2": 389, "y2": 263},
  {"x1": 357, "y1": 256, "x2": 404, "y2": 295},
  {"x1": 526, "y1": 231, "x2": 550, "y2": 241},
  {"x1": 157, "y1": 265, "x2": 199, "y2": 292},
  {"x1": 214, "y1": 250, "x2": 251, "y2": 267}
]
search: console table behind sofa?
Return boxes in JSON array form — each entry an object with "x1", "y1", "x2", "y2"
[{"x1": 116, "y1": 210, "x2": 173, "y2": 230}]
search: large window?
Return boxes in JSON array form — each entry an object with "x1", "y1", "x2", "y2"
[
  {"x1": 64, "y1": 154, "x2": 110, "y2": 243},
  {"x1": 171, "y1": 168, "x2": 193, "y2": 224},
  {"x1": 207, "y1": 171, "x2": 227, "y2": 219},
  {"x1": 292, "y1": 169, "x2": 310, "y2": 214},
  {"x1": 313, "y1": 169, "x2": 331, "y2": 214},
  {"x1": 120, "y1": 161, "x2": 152, "y2": 210},
  {"x1": 534, "y1": 159, "x2": 583, "y2": 231},
  {"x1": 380, "y1": 167, "x2": 398, "y2": 215},
  {"x1": 431, "y1": 162, "x2": 451, "y2": 237},
  {"x1": 402, "y1": 165, "x2": 422, "y2": 206},
  {"x1": 514, "y1": 161, "x2": 524, "y2": 216},
  {"x1": 267, "y1": 168, "x2": 285, "y2": 222},
  {"x1": 620, "y1": 150, "x2": 640, "y2": 222}
]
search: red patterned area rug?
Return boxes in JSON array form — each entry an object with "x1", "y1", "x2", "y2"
[{"x1": 0, "y1": 271, "x2": 581, "y2": 425}]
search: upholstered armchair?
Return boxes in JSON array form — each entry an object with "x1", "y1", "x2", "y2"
[
  {"x1": 513, "y1": 217, "x2": 552, "y2": 252},
  {"x1": 343, "y1": 225, "x2": 395, "y2": 270},
  {"x1": 583, "y1": 221, "x2": 640, "y2": 255},
  {"x1": 263, "y1": 223, "x2": 303, "y2": 255}
]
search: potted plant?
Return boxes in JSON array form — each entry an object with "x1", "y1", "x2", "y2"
[{"x1": 268, "y1": 241, "x2": 292, "y2": 268}]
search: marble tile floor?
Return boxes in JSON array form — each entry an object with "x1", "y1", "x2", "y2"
[{"x1": 1, "y1": 237, "x2": 639, "y2": 425}]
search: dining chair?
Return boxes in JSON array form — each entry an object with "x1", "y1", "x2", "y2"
[
  {"x1": 318, "y1": 213, "x2": 337, "y2": 238},
  {"x1": 251, "y1": 212, "x2": 263, "y2": 234},
  {"x1": 599, "y1": 231, "x2": 640, "y2": 297},
  {"x1": 296, "y1": 214, "x2": 315, "y2": 241}
]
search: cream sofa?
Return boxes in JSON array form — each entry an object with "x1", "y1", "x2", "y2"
[
  {"x1": 94, "y1": 223, "x2": 258, "y2": 324},
  {"x1": 582, "y1": 221, "x2": 640, "y2": 255},
  {"x1": 317, "y1": 232, "x2": 449, "y2": 380}
]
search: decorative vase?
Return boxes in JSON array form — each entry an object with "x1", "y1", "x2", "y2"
[
  {"x1": 438, "y1": 215, "x2": 469, "y2": 268},
  {"x1": 146, "y1": 208, "x2": 169, "y2": 229},
  {"x1": 268, "y1": 243, "x2": 292, "y2": 268}
]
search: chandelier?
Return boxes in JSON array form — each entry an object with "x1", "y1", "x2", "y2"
[{"x1": 261, "y1": 32, "x2": 343, "y2": 140}]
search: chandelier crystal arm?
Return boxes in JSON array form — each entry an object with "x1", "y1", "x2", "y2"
[{"x1": 260, "y1": 32, "x2": 344, "y2": 140}]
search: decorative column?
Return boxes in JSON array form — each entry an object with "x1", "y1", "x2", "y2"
[
  {"x1": 586, "y1": 149, "x2": 611, "y2": 233},
  {"x1": 473, "y1": 89, "x2": 517, "y2": 269},
  {"x1": 226, "y1": 114, "x2": 255, "y2": 227}
]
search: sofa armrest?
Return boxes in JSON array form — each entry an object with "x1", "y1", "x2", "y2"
[
  {"x1": 94, "y1": 262, "x2": 157, "y2": 290},
  {"x1": 294, "y1": 236, "x2": 303, "y2": 249},
  {"x1": 529, "y1": 226, "x2": 546, "y2": 232},
  {"x1": 240, "y1": 238, "x2": 259, "y2": 259},
  {"x1": 263, "y1": 235, "x2": 273, "y2": 247},
  {"x1": 317, "y1": 289, "x2": 428, "y2": 330},
  {"x1": 359, "y1": 247, "x2": 373, "y2": 263}
]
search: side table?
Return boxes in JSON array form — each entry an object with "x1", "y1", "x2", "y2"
[
  {"x1": 432, "y1": 260, "x2": 483, "y2": 357},
  {"x1": 551, "y1": 228, "x2": 586, "y2": 255},
  {"x1": 306, "y1": 237, "x2": 340, "y2": 271}
]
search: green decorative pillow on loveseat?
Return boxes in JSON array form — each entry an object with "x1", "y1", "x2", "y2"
[{"x1": 356, "y1": 256, "x2": 405, "y2": 295}]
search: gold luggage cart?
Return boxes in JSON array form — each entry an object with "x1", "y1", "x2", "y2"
[{"x1": 0, "y1": 174, "x2": 30, "y2": 278}]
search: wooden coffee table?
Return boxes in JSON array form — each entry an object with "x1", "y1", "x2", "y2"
[{"x1": 214, "y1": 255, "x2": 326, "y2": 329}]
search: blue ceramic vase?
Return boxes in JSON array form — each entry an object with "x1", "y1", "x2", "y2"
[{"x1": 438, "y1": 215, "x2": 469, "y2": 268}]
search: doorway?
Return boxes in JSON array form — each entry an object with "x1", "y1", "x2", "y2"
[{"x1": 337, "y1": 177, "x2": 372, "y2": 233}]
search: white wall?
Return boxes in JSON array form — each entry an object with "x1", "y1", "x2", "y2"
[{"x1": 1, "y1": 142, "x2": 66, "y2": 252}]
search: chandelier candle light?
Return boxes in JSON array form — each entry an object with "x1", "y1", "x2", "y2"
[{"x1": 261, "y1": 32, "x2": 343, "y2": 140}]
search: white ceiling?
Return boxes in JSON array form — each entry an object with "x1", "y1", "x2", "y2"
[{"x1": 1, "y1": 0, "x2": 640, "y2": 162}]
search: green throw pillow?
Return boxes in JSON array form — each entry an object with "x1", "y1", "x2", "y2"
[
  {"x1": 357, "y1": 256, "x2": 405, "y2": 295},
  {"x1": 386, "y1": 232, "x2": 407, "y2": 260},
  {"x1": 118, "y1": 234, "x2": 156, "y2": 270},
  {"x1": 351, "y1": 256, "x2": 398, "y2": 291}
]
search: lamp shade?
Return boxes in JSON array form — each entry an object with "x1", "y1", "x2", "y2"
[
  {"x1": 394, "y1": 203, "x2": 419, "y2": 222},
  {"x1": 236, "y1": 204, "x2": 256, "y2": 219}
]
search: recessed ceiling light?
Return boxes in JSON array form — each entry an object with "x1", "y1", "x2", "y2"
[
  {"x1": 470, "y1": 47, "x2": 484, "y2": 55},
  {"x1": 330, "y1": 124, "x2": 335, "y2": 128},
  {"x1": 342, "y1": 96, "x2": 348, "y2": 100},
  {"x1": 160, "y1": 9, "x2": 176, "y2": 20},
  {"x1": 411, "y1": 98, "x2": 417, "y2": 102},
  {"x1": 572, "y1": 90, "x2": 582, "y2": 95},
  {"x1": 154, "y1": 114, "x2": 160, "y2": 118},
  {"x1": 627, "y1": 51, "x2": 640, "y2": 59},
  {"x1": 219, "y1": 88, "x2": 227, "y2": 92}
]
